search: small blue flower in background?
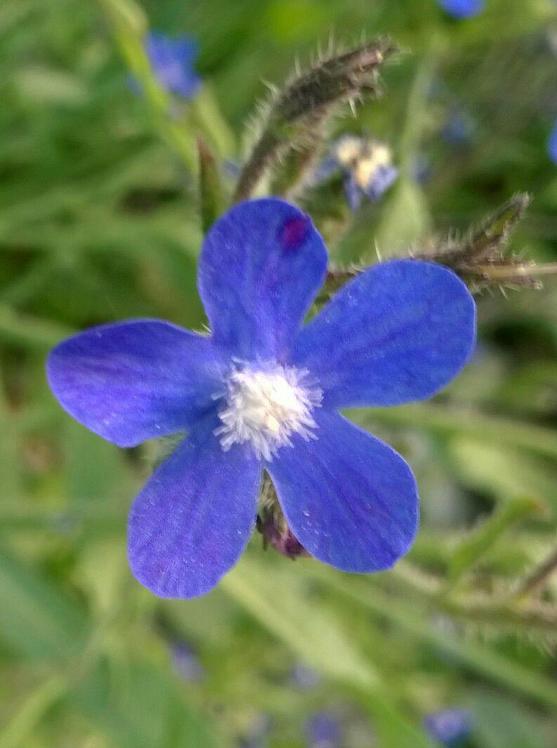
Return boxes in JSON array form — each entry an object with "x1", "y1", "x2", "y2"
[
  {"x1": 438, "y1": 0, "x2": 485, "y2": 19},
  {"x1": 145, "y1": 32, "x2": 201, "y2": 98},
  {"x1": 170, "y1": 641, "x2": 205, "y2": 682},
  {"x1": 290, "y1": 663, "x2": 321, "y2": 690},
  {"x1": 424, "y1": 708, "x2": 473, "y2": 746},
  {"x1": 441, "y1": 109, "x2": 476, "y2": 147},
  {"x1": 549, "y1": 121, "x2": 557, "y2": 165},
  {"x1": 47, "y1": 198, "x2": 476, "y2": 599},
  {"x1": 305, "y1": 711, "x2": 343, "y2": 747},
  {"x1": 317, "y1": 135, "x2": 399, "y2": 210}
]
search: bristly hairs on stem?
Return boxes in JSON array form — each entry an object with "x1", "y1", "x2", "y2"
[
  {"x1": 323, "y1": 193, "x2": 557, "y2": 297},
  {"x1": 409, "y1": 193, "x2": 557, "y2": 292},
  {"x1": 233, "y1": 37, "x2": 399, "y2": 202}
]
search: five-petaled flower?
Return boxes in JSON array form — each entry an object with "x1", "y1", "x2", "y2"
[
  {"x1": 47, "y1": 198, "x2": 476, "y2": 599},
  {"x1": 145, "y1": 31, "x2": 201, "y2": 99}
]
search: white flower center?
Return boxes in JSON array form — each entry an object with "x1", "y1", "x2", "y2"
[{"x1": 215, "y1": 363, "x2": 322, "y2": 461}]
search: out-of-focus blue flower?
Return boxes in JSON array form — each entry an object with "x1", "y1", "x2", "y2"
[
  {"x1": 290, "y1": 663, "x2": 321, "y2": 690},
  {"x1": 47, "y1": 198, "x2": 476, "y2": 599},
  {"x1": 549, "y1": 121, "x2": 557, "y2": 165},
  {"x1": 305, "y1": 711, "x2": 343, "y2": 747},
  {"x1": 441, "y1": 109, "x2": 476, "y2": 146},
  {"x1": 145, "y1": 32, "x2": 201, "y2": 98},
  {"x1": 316, "y1": 135, "x2": 398, "y2": 210},
  {"x1": 438, "y1": 0, "x2": 485, "y2": 19},
  {"x1": 170, "y1": 641, "x2": 204, "y2": 682},
  {"x1": 424, "y1": 709, "x2": 473, "y2": 746}
]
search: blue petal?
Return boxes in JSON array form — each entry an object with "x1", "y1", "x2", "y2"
[
  {"x1": 549, "y1": 121, "x2": 557, "y2": 165},
  {"x1": 198, "y1": 199, "x2": 327, "y2": 360},
  {"x1": 145, "y1": 32, "x2": 201, "y2": 99},
  {"x1": 292, "y1": 260, "x2": 476, "y2": 408},
  {"x1": 344, "y1": 175, "x2": 362, "y2": 211},
  {"x1": 439, "y1": 0, "x2": 484, "y2": 19},
  {"x1": 268, "y1": 410, "x2": 418, "y2": 572},
  {"x1": 128, "y1": 417, "x2": 261, "y2": 598},
  {"x1": 365, "y1": 164, "x2": 398, "y2": 200},
  {"x1": 47, "y1": 320, "x2": 226, "y2": 447}
]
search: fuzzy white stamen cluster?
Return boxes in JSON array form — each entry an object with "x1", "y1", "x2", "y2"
[{"x1": 215, "y1": 363, "x2": 322, "y2": 461}]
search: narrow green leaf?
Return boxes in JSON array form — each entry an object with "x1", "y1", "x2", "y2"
[
  {"x1": 0, "y1": 676, "x2": 65, "y2": 748},
  {"x1": 449, "y1": 437, "x2": 557, "y2": 511},
  {"x1": 374, "y1": 178, "x2": 432, "y2": 254},
  {"x1": 0, "y1": 305, "x2": 73, "y2": 349},
  {"x1": 97, "y1": 0, "x2": 147, "y2": 36},
  {"x1": 197, "y1": 137, "x2": 225, "y2": 233},
  {"x1": 72, "y1": 659, "x2": 219, "y2": 748},
  {"x1": 448, "y1": 496, "x2": 542, "y2": 584},
  {"x1": 222, "y1": 556, "x2": 376, "y2": 689},
  {"x1": 223, "y1": 558, "x2": 435, "y2": 748},
  {"x1": 313, "y1": 568, "x2": 557, "y2": 710},
  {"x1": 468, "y1": 691, "x2": 548, "y2": 748},
  {"x1": 361, "y1": 403, "x2": 557, "y2": 460},
  {"x1": 0, "y1": 550, "x2": 89, "y2": 660}
]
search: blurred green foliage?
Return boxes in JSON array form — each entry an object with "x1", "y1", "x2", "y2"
[{"x1": 1, "y1": 0, "x2": 557, "y2": 746}]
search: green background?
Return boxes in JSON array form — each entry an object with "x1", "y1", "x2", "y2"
[{"x1": 1, "y1": 0, "x2": 557, "y2": 745}]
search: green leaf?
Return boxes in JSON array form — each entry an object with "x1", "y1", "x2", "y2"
[
  {"x1": 73, "y1": 659, "x2": 219, "y2": 748},
  {"x1": 363, "y1": 403, "x2": 557, "y2": 461},
  {"x1": 222, "y1": 556, "x2": 376, "y2": 689},
  {"x1": 311, "y1": 567, "x2": 557, "y2": 710},
  {"x1": 197, "y1": 137, "x2": 225, "y2": 233},
  {"x1": 448, "y1": 496, "x2": 541, "y2": 584},
  {"x1": 0, "y1": 676, "x2": 66, "y2": 748},
  {"x1": 374, "y1": 178, "x2": 432, "y2": 254},
  {"x1": 449, "y1": 437, "x2": 557, "y2": 512},
  {"x1": 223, "y1": 557, "x2": 435, "y2": 748},
  {"x1": 64, "y1": 420, "x2": 131, "y2": 506},
  {"x1": 468, "y1": 691, "x2": 549, "y2": 748},
  {"x1": 0, "y1": 550, "x2": 89, "y2": 660},
  {"x1": 97, "y1": 0, "x2": 146, "y2": 35}
]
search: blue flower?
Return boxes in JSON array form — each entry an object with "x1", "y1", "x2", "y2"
[
  {"x1": 47, "y1": 198, "x2": 476, "y2": 599},
  {"x1": 441, "y1": 109, "x2": 476, "y2": 146},
  {"x1": 305, "y1": 711, "x2": 343, "y2": 747},
  {"x1": 424, "y1": 709, "x2": 472, "y2": 746},
  {"x1": 317, "y1": 135, "x2": 398, "y2": 210},
  {"x1": 438, "y1": 0, "x2": 485, "y2": 19},
  {"x1": 170, "y1": 641, "x2": 205, "y2": 682},
  {"x1": 145, "y1": 32, "x2": 201, "y2": 98},
  {"x1": 290, "y1": 663, "x2": 321, "y2": 690},
  {"x1": 549, "y1": 121, "x2": 557, "y2": 165}
]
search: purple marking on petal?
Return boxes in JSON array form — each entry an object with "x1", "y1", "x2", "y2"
[
  {"x1": 278, "y1": 215, "x2": 311, "y2": 252},
  {"x1": 198, "y1": 198, "x2": 327, "y2": 360}
]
